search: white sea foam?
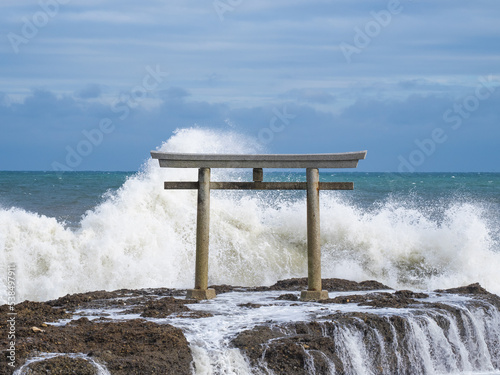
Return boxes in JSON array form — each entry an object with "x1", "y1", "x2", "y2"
[{"x1": 1, "y1": 127, "x2": 499, "y2": 303}]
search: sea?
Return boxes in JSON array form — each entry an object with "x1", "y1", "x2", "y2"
[
  {"x1": 1, "y1": 128, "x2": 499, "y2": 304},
  {"x1": 2, "y1": 128, "x2": 500, "y2": 374}
]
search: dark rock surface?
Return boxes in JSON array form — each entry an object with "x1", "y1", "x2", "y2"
[
  {"x1": 0, "y1": 290, "x2": 195, "y2": 375},
  {"x1": 319, "y1": 289, "x2": 429, "y2": 308},
  {"x1": 24, "y1": 356, "x2": 99, "y2": 375},
  {"x1": 0, "y1": 312, "x2": 192, "y2": 374},
  {"x1": 209, "y1": 284, "x2": 239, "y2": 294},
  {"x1": 259, "y1": 277, "x2": 391, "y2": 292},
  {"x1": 238, "y1": 302, "x2": 264, "y2": 309},
  {"x1": 436, "y1": 282, "x2": 500, "y2": 311},
  {"x1": 232, "y1": 323, "x2": 342, "y2": 374},
  {"x1": 46, "y1": 288, "x2": 186, "y2": 310},
  {"x1": 232, "y1": 283, "x2": 500, "y2": 375},
  {"x1": 210, "y1": 277, "x2": 391, "y2": 294},
  {"x1": 275, "y1": 293, "x2": 299, "y2": 301},
  {"x1": 436, "y1": 282, "x2": 490, "y2": 295}
]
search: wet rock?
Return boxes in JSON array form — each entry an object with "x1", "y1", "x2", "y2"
[
  {"x1": 436, "y1": 282, "x2": 490, "y2": 295},
  {"x1": 117, "y1": 296, "x2": 213, "y2": 319},
  {"x1": 176, "y1": 311, "x2": 214, "y2": 319},
  {"x1": 140, "y1": 297, "x2": 192, "y2": 318},
  {"x1": 231, "y1": 326, "x2": 284, "y2": 363},
  {"x1": 238, "y1": 302, "x2": 263, "y2": 308},
  {"x1": 260, "y1": 335, "x2": 340, "y2": 375},
  {"x1": 320, "y1": 294, "x2": 370, "y2": 305},
  {"x1": 46, "y1": 288, "x2": 186, "y2": 311},
  {"x1": 265, "y1": 278, "x2": 391, "y2": 292},
  {"x1": 275, "y1": 293, "x2": 299, "y2": 301},
  {"x1": 232, "y1": 284, "x2": 499, "y2": 374},
  {"x1": 46, "y1": 287, "x2": 206, "y2": 320},
  {"x1": 357, "y1": 280, "x2": 392, "y2": 290},
  {"x1": 359, "y1": 292, "x2": 419, "y2": 308},
  {"x1": 0, "y1": 300, "x2": 72, "y2": 327},
  {"x1": 24, "y1": 356, "x2": 98, "y2": 375},
  {"x1": 232, "y1": 323, "x2": 343, "y2": 374},
  {"x1": 209, "y1": 284, "x2": 240, "y2": 294},
  {"x1": 319, "y1": 290, "x2": 429, "y2": 308},
  {"x1": 0, "y1": 306, "x2": 193, "y2": 375},
  {"x1": 47, "y1": 290, "x2": 125, "y2": 308},
  {"x1": 232, "y1": 298, "x2": 500, "y2": 375},
  {"x1": 435, "y1": 283, "x2": 500, "y2": 310},
  {"x1": 394, "y1": 289, "x2": 429, "y2": 299}
]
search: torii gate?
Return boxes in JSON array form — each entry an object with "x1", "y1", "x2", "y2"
[{"x1": 151, "y1": 151, "x2": 367, "y2": 301}]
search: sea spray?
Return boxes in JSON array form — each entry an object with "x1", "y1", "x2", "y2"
[{"x1": 1, "y1": 127, "x2": 499, "y2": 303}]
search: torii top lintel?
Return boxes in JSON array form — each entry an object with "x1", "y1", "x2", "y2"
[{"x1": 150, "y1": 151, "x2": 367, "y2": 169}]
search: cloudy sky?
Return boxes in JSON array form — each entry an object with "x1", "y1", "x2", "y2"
[{"x1": 1, "y1": 0, "x2": 499, "y2": 172}]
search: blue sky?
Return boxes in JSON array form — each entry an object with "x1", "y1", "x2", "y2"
[{"x1": 0, "y1": 0, "x2": 499, "y2": 172}]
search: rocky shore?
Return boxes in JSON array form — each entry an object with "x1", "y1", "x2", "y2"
[
  {"x1": 232, "y1": 284, "x2": 500, "y2": 374},
  {"x1": 1, "y1": 279, "x2": 499, "y2": 374}
]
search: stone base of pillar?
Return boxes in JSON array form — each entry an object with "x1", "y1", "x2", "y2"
[
  {"x1": 300, "y1": 290, "x2": 329, "y2": 301},
  {"x1": 186, "y1": 288, "x2": 216, "y2": 300}
]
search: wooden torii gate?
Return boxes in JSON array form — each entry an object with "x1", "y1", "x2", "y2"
[{"x1": 151, "y1": 151, "x2": 367, "y2": 301}]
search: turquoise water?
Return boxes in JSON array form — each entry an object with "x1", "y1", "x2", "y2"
[
  {"x1": 0, "y1": 171, "x2": 131, "y2": 227},
  {"x1": 1, "y1": 171, "x2": 498, "y2": 231}
]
